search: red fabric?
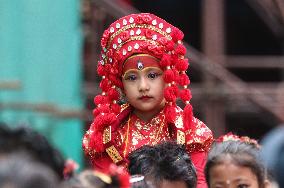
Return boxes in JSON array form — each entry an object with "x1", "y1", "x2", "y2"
[
  {"x1": 92, "y1": 153, "x2": 113, "y2": 173},
  {"x1": 190, "y1": 151, "x2": 208, "y2": 188}
]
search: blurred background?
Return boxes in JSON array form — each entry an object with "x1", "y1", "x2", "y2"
[{"x1": 1, "y1": 0, "x2": 284, "y2": 168}]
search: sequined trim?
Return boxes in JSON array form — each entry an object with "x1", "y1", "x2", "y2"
[
  {"x1": 107, "y1": 23, "x2": 172, "y2": 49},
  {"x1": 103, "y1": 126, "x2": 111, "y2": 144},
  {"x1": 106, "y1": 145, "x2": 123, "y2": 163},
  {"x1": 177, "y1": 130, "x2": 185, "y2": 144}
]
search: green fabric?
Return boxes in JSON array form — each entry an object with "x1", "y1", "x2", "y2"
[{"x1": 0, "y1": 1, "x2": 84, "y2": 167}]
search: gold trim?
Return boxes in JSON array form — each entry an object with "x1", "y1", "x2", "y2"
[
  {"x1": 123, "y1": 116, "x2": 131, "y2": 157},
  {"x1": 106, "y1": 145, "x2": 123, "y2": 163},
  {"x1": 177, "y1": 130, "x2": 185, "y2": 144},
  {"x1": 103, "y1": 126, "x2": 111, "y2": 144},
  {"x1": 122, "y1": 67, "x2": 163, "y2": 80}
]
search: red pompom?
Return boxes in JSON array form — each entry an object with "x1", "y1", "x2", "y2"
[
  {"x1": 175, "y1": 58, "x2": 189, "y2": 71},
  {"x1": 171, "y1": 28, "x2": 184, "y2": 42},
  {"x1": 93, "y1": 113, "x2": 117, "y2": 131},
  {"x1": 170, "y1": 53, "x2": 178, "y2": 66},
  {"x1": 97, "y1": 64, "x2": 106, "y2": 76},
  {"x1": 165, "y1": 105, "x2": 177, "y2": 123},
  {"x1": 93, "y1": 104, "x2": 110, "y2": 116},
  {"x1": 103, "y1": 113, "x2": 117, "y2": 125},
  {"x1": 160, "y1": 54, "x2": 172, "y2": 67},
  {"x1": 179, "y1": 89, "x2": 192, "y2": 102},
  {"x1": 177, "y1": 73, "x2": 190, "y2": 86},
  {"x1": 90, "y1": 131, "x2": 104, "y2": 152},
  {"x1": 166, "y1": 41, "x2": 175, "y2": 51},
  {"x1": 163, "y1": 69, "x2": 176, "y2": 83},
  {"x1": 100, "y1": 79, "x2": 111, "y2": 91},
  {"x1": 183, "y1": 104, "x2": 193, "y2": 130},
  {"x1": 164, "y1": 86, "x2": 178, "y2": 102},
  {"x1": 175, "y1": 44, "x2": 186, "y2": 56},
  {"x1": 94, "y1": 95, "x2": 107, "y2": 105},
  {"x1": 108, "y1": 88, "x2": 120, "y2": 101}
]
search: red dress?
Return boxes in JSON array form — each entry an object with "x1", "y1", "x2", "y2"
[{"x1": 83, "y1": 105, "x2": 213, "y2": 188}]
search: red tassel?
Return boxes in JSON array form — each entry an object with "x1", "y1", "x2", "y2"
[
  {"x1": 175, "y1": 44, "x2": 186, "y2": 56},
  {"x1": 108, "y1": 88, "x2": 119, "y2": 101},
  {"x1": 176, "y1": 59, "x2": 189, "y2": 72},
  {"x1": 164, "y1": 86, "x2": 178, "y2": 102},
  {"x1": 165, "y1": 105, "x2": 176, "y2": 123},
  {"x1": 183, "y1": 104, "x2": 193, "y2": 130},
  {"x1": 163, "y1": 69, "x2": 176, "y2": 83},
  {"x1": 160, "y1": 54, "x2": 172, "y2": 67},
  {"x1": 179, "y1": 89, "x2": 192, "y2": 102},
  {"x1": 178, "y1": 74, "x2": 190, "y2": 86}
]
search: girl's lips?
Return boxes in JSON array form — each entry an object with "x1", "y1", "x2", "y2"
[{"x1": 139, "y1": 96, "x2": 152, "y2": 100}]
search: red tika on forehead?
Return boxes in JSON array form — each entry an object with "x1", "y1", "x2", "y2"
[{"x1": 99, "y1": 13, "x2": 184, "y2": 68}]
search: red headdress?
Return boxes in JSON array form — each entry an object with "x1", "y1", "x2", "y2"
[{"x1": 83, "y1": 13, "x2": 193, "y2": 160}]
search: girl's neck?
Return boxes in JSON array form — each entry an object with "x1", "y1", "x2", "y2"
[{"x1": 133, "y1": 103, "x2": 165, "y2": 122}]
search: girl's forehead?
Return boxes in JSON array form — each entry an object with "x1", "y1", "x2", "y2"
[{"x1": 122, "y1": 54, "x2": 161, "y2": 75}]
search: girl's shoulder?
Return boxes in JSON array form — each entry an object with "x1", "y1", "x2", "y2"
[
  {"x1": 173, "y1": 106, "x2": 213, "y2": 152},
  {"x1": 185, "y1": 117, "x2": 213, "y2": 152}
]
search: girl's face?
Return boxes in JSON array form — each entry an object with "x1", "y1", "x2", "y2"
[
  {"x1": 209, "y1": 161, "x2": 260, "y2": 188},
  {"x1": 122, "y1": 66, "x2": 165, "y2": 120}
]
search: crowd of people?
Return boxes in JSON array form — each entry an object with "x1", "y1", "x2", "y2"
[{"x1": 1, "y1": 12, "x2": 283, "y2": 188}]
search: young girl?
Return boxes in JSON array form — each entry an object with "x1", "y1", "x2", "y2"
[
  {"x1": 205, "y1": 134, "x2": 268, "y2": 188},
  {"x1": 82, "y1": 13, "x2": 213, "y2": 188}
]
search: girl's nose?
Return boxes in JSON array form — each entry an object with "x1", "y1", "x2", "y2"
[{"x1": 138, "y1": 77, "x2": 150, "y2": 92}]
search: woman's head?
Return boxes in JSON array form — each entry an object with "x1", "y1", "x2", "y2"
[{"x1": 205, "y1": 140, "x2": 267, "y2": 188}]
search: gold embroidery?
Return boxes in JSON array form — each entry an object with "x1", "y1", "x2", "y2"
[
  {"x1": 177, "y1": 130, "x2": 185, "y2": 144},
  {"x1": 106, "y1": 145, "x2": 123, "y2": 163},
  {"x1": 103, "y1": 126, "x2": 111, "y2": 144},
  {"x1": 107, "y1": 23, "x2": 172, "y2": 49}
]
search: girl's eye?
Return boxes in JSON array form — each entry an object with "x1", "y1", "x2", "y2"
[
  {"x1": 148, "y1": 72, "x2": 160, "y2": 79},
  {"x1": 125, "y1": 74, "x2": 137, "y2": 81},
  {"x1": 237, "y1": 184, "x2": 249, "y2": 188}
]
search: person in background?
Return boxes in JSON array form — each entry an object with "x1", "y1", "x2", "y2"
[
  {"x1": 205, "y1": 134, "x2": 269, "y2": 188},
  {"x1": 0, "y1": 122, "x2": 66, "y2": 180},
  {"x1": 0, "y1": 153, "x2": 60, "y2": 188},
  {"x1": 128, "y1": 141, "x2": 197, "y2": 188},
  {"x1": 82, "y1": 13, "x2": 213, "y2": 188},
  {"x1": 260, "y1": 126, "x2": 284, "y2": 188},
  {"x1": 63, "y1": 164, "x2": 130, "y2": 188}
]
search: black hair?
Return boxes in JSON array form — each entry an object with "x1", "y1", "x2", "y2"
[
  {"x1": 0, "y1": 122, "x2": 65, "y2": 179},
  {"x1": 205, "y1": 140, "x2": 266, "y2": 188},
  {"x1": 64, "y1": 169, "x2": 122, "y2": 188},
  {"x1": 128, "y1": 141, "x2": 197, "y2": 188},
  {"x1": 0, "y1": 154, "x2": 60, "y2": 188}
]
